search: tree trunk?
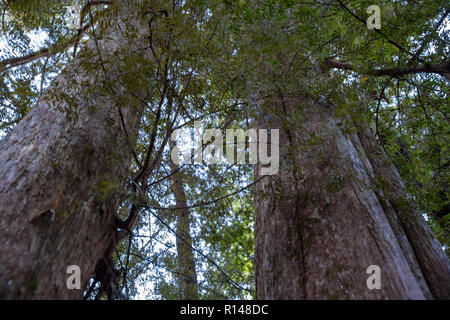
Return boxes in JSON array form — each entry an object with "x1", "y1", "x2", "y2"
[
  {"x1": 254, "y1": 93, "x2": 450, "y2": 299},
  {"x1": 170, "y1": 161, "x2": 199, "y2": 299},
  {"x1": 0, "y1": 3, "x2": 149, "y2": 299}
]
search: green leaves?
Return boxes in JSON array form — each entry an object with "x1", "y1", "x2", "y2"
[
  {"x1": 1, "y1": 0, "x2": 449, "y2": 298},
  {"x1": 4, "y1": 0, "x2": 72, "y2": 30}
]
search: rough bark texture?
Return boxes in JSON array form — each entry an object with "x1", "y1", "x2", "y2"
[
  {"x1": 254, "y1": 93, "x2": 450, "y2": 299},
  {"x1": 170, "y1": 161, "x2": 199, "y2": 299},
  {"x1": 356, "y1": 126, "x2": 450, "y2": 299},
  {"x1": 0, "y1": 2, "x2": 150, "y2": 299}
]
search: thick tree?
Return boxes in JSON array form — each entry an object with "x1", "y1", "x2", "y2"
[
  {"x1": 245, "y1": 1, "x2": 450, "y2": 299},
  {"x1": 254, "y1": 97, "x2": 450, "y2": 299},
  {"x1": 0, "y1": 0, "x2": 448, "y2": 300},
  {"x1": 0, "y1": 1, "x2": 152, "y2": 298}
]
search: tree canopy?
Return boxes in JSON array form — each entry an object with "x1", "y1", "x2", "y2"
[{"x1": 0, "y1": 0, "x2": 448, "y2": 299}]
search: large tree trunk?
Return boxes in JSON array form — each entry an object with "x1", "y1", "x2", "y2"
[
  {"x1": 170, "y1": 161, "x2": 199, "y2": 299},
  {"x1": 254, "y1": 93, "x2": 450, "y2": 299},
  {"x1": 0, "y1": 2, "x2": 149, "y2": 299}
]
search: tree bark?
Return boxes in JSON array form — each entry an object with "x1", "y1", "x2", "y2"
[
  {"x1": 254, "y1": 93, "x2": 450, "y2": 299},
  {"x1": 0, "y1": 2, "x2": 149, "y2": 299},
  {"x1": 170, "y1": 161, "x2": 199, "y2": 299}
]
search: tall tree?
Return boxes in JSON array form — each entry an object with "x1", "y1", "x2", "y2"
[
  {"x1": 241, "y1": 0, "x2": 450, "y2": 299},
  {"x1": 0, "y1": 0, "x2": 151, "y2": 298},
  {"x1": 170, "y1": 160, "x2": 199, "y2": 299},
  {"x1": 254, "y1": 97, "x2": 450, "y2": 299},
  {"x1": 0, "y1": 0, "x2": 448, "y2": 300}
]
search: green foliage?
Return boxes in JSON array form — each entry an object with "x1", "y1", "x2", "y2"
[
  {"x1": 4, "y1": 0, "x2": 70, "y2": 30},
  {"x1": 0, "y1": 0, "x2": 448, "y2": 298}
]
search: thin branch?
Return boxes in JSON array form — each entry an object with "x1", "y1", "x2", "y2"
[
  {"x1": 0, "y1": 21, "x2": 94, "y2": 71},
  {"x1": 374, "y1": 77, "x2": 393, "y2": 157},
  {"x1": 0, "y1": 1, "x2": 111, "y2": 70},
  {"x1": 411, "y1": 8, "x2": 450, "y2": 62},
  {"x1": 139, "y1": 175, "x2": 266, "y2": 211},
  {"x1": 323, "y1": 58, "x2": 450, "y2": 80},
  {"x1": 336, "y1": 0, "x2": 425, "y2": 63},
  {"x1": 148, "y1": 207, "x2": 252, "y2": 293},
  {"x1": 123, "y1": 233, "x2": 133, "y2": 299}
]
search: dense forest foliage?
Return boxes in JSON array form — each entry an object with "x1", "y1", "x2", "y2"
[{"x1": 0, "y1": 0, "x2": 448, "y2": 299}]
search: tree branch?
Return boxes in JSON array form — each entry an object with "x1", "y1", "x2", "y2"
[
  {"x1": 0, "y1": 1, "x2": 112, "y2": 71},
  {"x1": 323, "y1": 58, "x2": 450, "y2": 80},
  {"x1": 336, "y1": 0, "x2": 425, "y2": 63},
  {"x1": 0, "y1": 19, "x2": 94, "y2": 71}
]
